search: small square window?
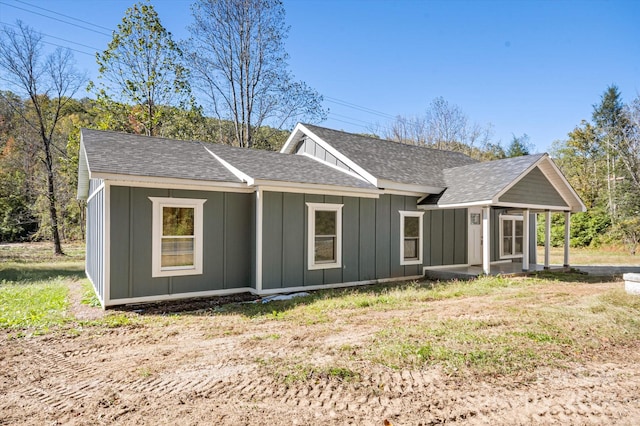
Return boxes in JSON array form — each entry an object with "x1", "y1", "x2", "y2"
[{"x1": 470, "y1": 213, "x2": 481, "y2": 225}]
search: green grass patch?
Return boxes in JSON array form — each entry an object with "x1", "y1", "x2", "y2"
[
  {"x1": 81, "y1": 280, "x2": 101, "y2": 307},
  {"x1": 0, "y1": 278, "x2": 70, "y2": 329}
]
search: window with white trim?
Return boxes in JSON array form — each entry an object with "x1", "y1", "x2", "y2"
[
  {"x1": 306, "y1": 202, "x2": 343, "y2": 270},
  {"x1": 149, "y1": 197, "x2": 206, "y2": 277},
  {"x1": 500, "y1": 214, "x2": 524, "y2": 258},
  {"x1": 400, "y1": 211, "x2": 424, "y2": 265}
]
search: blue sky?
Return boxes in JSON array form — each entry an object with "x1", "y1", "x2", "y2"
[{"x1": 1, "y1": 0, "x2": 638, "y2": 153}]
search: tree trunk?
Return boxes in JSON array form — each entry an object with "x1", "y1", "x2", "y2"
[{"x1": 44, "y1": 138, "x2": 64, "y2": 255}]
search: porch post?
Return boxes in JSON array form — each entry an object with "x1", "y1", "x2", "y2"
[
  {"x1": 544, "y1": 210, "x2": 551, "y2": 269},
  {"x1": 564, "y1": 212, "x2": 571, "y2": 267},
  {"x1": 522, "y1": 209, "x2": 530, "y2": 271},
  {"x1": 482, "y1": 206, "x2": 491, "y2": 275}
]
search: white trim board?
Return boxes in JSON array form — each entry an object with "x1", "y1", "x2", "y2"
[
  {"x1": 101, "y1": 276, "x2": 428, "y2": 308},
  {"x1": 91, "y1": 173, "x2": 247, "y2": 190}
]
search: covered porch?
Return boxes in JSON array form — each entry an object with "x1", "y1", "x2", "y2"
[{"x1": 419, "y1": 153, "x2": 587, "y2": 277}]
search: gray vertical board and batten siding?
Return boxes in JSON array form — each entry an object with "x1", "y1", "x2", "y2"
[
  {"x1": 295, "y1": 137, "x2": 356, "y2": 174},
  {"x1": 260, "y1": 192, "x2": 467, "y2": 289},
  {"x1": 499, "y1": 167, "x2": 568, "y2": 207},
  {"x1": 85, "y1": 179, "x2": 105, "y2": 301},
  {"x1": 422, "y1": 208, "x2": 467, "y2": 266},
  {"x1": 108, "y1": 186, "x2": 252, "y2": 301}
]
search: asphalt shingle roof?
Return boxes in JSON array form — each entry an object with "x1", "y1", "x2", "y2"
[
  {"x1": 302, "y1": 124, "x2": 478, "y2": 187},
  {"x1": 206, "y1": 143, "x2": 375, "y2": 189},
  {"x1": 81, "y1": 129, "x2": 241, "y2": 183},
  {"x1": 421, "y1": 153, "x2": 546, "y2": 205},
  {"x1": 81, "y1": 129, "x2": 375, "y2": 190}
]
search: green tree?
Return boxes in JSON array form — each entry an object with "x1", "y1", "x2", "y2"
[
  {"x1": 92, "y1": 1, "x2": 193, "y2": 137},
  {"x1": 0, "y1": 22, "x2": 85, "y2": 254},
  {"x1": 187, "y1": 0, "x2": 327, "y2": 147},
  {"x1": 592, "y1": 85, "x2": 630, "y2": 221},
  {"x1": 506, "y1": 134, "x2": 533, "y2": 157}
]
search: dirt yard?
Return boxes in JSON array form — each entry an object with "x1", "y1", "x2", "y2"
[{"x1": 2, "y1": 278, "x2": 640, "y2": 425}]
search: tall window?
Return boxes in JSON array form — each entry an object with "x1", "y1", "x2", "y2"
[
  {"x1": 500, "y1": 214, "x2": 524, "y2": 258},
  {"x1": 306, "y1": 203, "x2": 343, "y2": 270},
  {"x1": 400, "y1": 211, "x2": 424, "y2": 265},
  {"x1": 149, "y1": 197, "x2": 206, "y2": 277}
]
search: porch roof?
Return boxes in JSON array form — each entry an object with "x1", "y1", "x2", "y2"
[{"x1": 419, "y1": 153, "x2": 586, "y2": 212}]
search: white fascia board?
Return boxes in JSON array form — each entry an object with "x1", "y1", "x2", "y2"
[
  {"x1": 377, "y1": 178, "x2": 443, "y2": 195},
  {"x1": 202, "y1": 145, "x2": 255, "y2": 185},
  {"x1": 91, "y1": 173, "x2": 252, "y2": 192},
  {"x1": 539, "y1": 157, "x2": 587, "y2": 212},
  {"x1": 257, "y1": 182, "x2": 381, "y2": 198},
  {"x1": 493, "y1": 155, "x2": 586, "y2": 213},
  {"x1": 77, "y1": 139, "x2": 91, "y2": 200},
  {"x1": 280, "y1": 124, "x2": 305, "y2": 154},
  {"x1": 297, "y1": 152, "x2": 369, "y2": 182},
  {"x1": 290, "y1": 123, "x2": 379, "y2": 186},
  {"x1": 418, "y1": 200, "x2": 494, "y2": 210}
]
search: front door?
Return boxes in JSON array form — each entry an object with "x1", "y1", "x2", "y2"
[{"x1": 468, "y1": 207, "x2": 482, "y2": 265}]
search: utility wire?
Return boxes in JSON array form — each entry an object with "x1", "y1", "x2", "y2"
[
  {"x1": 0, "y1": 20, "x2": 101, "y2": 52},
  {"x1": 0, "y1": 1, "x2": 112, "y2": 36},
  {"x1": 325, "y1": 96, "x2": 396, "y2": 120},
  {"x1": 13, "y1": 0, "x2": 114, "y2": 32}
]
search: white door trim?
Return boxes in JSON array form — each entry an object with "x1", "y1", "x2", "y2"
[{"x1": 468, "y1": 207, "x2": 482, "y2": 265}]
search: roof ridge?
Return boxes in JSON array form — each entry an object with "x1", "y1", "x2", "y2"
[{"x1": 301, "y1": 123, "x2": 476, "y2": 157}]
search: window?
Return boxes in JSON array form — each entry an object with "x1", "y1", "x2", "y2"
[
  {"x1": 149, "y1": 197, "x2": 206, "y2": 277},
  {"x1": 306, "y1": 202, "x2": 343, "y2": 270},
  {"x1": 500, "y1": 214, "x2": 524, "y2": 258},
  {"x1": 400, "y1": 211, "x2": 424, "y2": 265}
]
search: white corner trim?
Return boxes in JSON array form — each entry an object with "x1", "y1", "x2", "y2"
[
  {"x1": 306, "y1": 202, "x2": 343, "y2": 270},
  {"x1": 202, "y1": 145, "x2": 255, "y2": 185},
  {"x1": 148, "y1": 197, "x2": 207, "y2": 278},
  {"x1": 104, "y1": 182, "x2": 111, "y2": 306},
  {"x1": 399, "y1": 211, "x2": 424, "y2": 266},
  {"x1": 256, "y1": 187, "x2": 264, "y2": 291}
]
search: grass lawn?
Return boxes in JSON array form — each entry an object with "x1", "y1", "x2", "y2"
[
  {"x1": 1, "y1": 241, "x2": 639, "y2": 376},
  {"x1": 538, "y1": 245, "x2": 639, "y2": 265}
]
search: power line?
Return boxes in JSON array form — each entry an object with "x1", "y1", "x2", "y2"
[
  {"x1": 13, "y1": 0, "x2": 113, "y2": 32},
  {"x1": 325, "y1": 96, "x2": 397, "y2": 120},
  {"x1": 0, "y1": 20, "x2": 101, "y2": 52},
  {"x1": 0, "y1": 0, "x2": 112, "y2": 36}
]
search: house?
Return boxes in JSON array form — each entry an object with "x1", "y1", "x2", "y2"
[{"x1": 77, "y1": 123, "x2": 586, "y2": 308}]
